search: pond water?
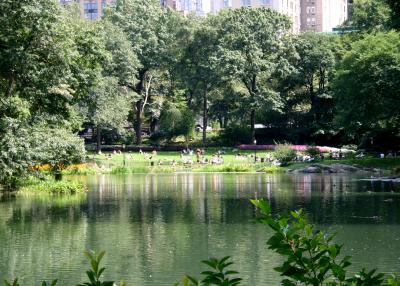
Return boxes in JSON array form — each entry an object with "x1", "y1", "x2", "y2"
[{"x1": 1, "y1": 173, "x2": 400, "y2": 285}]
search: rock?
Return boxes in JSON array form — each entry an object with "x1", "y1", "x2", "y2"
[
  {"x1": 292, "y1": 163, "x2": 366, "y2": 174},
  {"x1": 301, "y1": 166, "x2": 322, "y2": 173}
]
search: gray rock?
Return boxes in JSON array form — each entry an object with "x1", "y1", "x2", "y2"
[{"x1": 293, "y1": 163, "x2": 367, "y2": 174}]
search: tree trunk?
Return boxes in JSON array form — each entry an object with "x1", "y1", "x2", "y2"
[
  {"x1": 202, "y1": 89, "x2": 208, "y2": 146},
  {"x1": 218, "y1": 116, "x2": 223, "y2": 129},
  {"x1": 250, "y1": 109, "x2": 256, "y2": 144},
  {"x1": 96, "y1": 125, "x2": 102, "y2": 154},
  {"x1": 6, "y1": 77, "x2": 14, "y2": 97},
  {"x1": 150, "y1": 118, "x2": 157, "y2": 134},
  {"x1": 135, "y1": 100, "x2": 143, "y2": 145}
]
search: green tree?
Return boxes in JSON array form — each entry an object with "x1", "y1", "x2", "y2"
[
  {"x1": 215, "y1": 7, "x2": 293, "y2": 142},
  {"x1": 333, "y1": 31, "x2": 400, "y2": 148},
  {"x1": 108, "y1": 0, "x2": 183, "y2": 145},
  {"x1": 158, "y1": 102, "x2": 195, "y2": 147},
  {"x1": 0, "y1": 0, "x2": 84, "y2": 117},
  {"x1": 386, "y1": 0, "x2": 400, "y2": 29},
  {"x1": 275, "y1": 32, "x2": 339, "y2": 144},
  {"x1": 178, "y1": 16, "x2": 221, "y2": 145},
  {"x1": 350, "y1": 0, "x2": 392, "y2": 32},
  {"x1": 81, "y1": 77, "x2": 133, "y2": 153}
]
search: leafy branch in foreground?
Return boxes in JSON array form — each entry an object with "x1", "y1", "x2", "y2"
[
  {"x1": 250, "y1": 199, "x2": 399, "y2": 286},
  {"x1": 177, "y1": 256, "x2": 242, "y2": 286}
]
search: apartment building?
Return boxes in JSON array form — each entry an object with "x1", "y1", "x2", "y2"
[
  {"x1": 167, "y1": 0, "x2": 300, "y2": 33},
  {"x1": 59, "y1": 0, "x2": 116, "y2": 20},
  {"x1": 300, "y1": 0, "x2": 348, "y2": 32}
]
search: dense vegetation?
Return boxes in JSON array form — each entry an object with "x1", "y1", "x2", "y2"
[
  {"x1": 0, "y1": 0, "x2": 399, "y2": 189},
  {"x1": 3, "y1": 201, "x2": 400, "y2": 285}
]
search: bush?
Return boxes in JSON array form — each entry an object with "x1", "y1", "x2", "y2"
[
  {"x1": 250, "y1": 200, "x2": 399, "y2": 286},
  {"x1": 19, "y1": 179, "x2": 86, "y2": 195},
  {"x1": 306, "y1": 146, "x2": 320, "y2": 157},
  {"x1": 110, "y1": 166, "x2": 131, "y2": 174},
  {"x1": 273, "y1": 144, "x2": 297, "y2": 166},
  {"x1": 218, "y1": 125, "x2": 251, "y2": 146},
  {"x1": 260, "y1": 166, "x2": 285, "y2": 173}
]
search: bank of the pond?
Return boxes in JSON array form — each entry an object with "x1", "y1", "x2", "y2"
[
  {"x1": 57, "y1": 150, "x2": 400, "y2": 175},
  {"x1": 18, "y1": 177, "x2": 86, "y2": 196}
]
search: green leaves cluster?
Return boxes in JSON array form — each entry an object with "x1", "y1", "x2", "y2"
[
  {"x1": 179, "y1": 257, "x2": 242, "y2": 286},
  {"x1": 251, "y1": 199, "x2": 399, "y2": 286}
]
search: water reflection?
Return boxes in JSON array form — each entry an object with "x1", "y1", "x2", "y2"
[{"x1": 0, "y1": 173, "x2": 400, "y2": 285}]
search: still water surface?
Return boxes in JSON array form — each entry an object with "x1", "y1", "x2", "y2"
[{"x1": 1, "y1": 173, "x2": 400, "y2": 285}]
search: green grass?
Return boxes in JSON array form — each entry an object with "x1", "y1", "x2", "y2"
[
  {"x1": 78, "y1": 151, "x2": 400, "y2": 174},
  {"x1": 19, "y1": 177, "x2": 86, "y2": 195}
]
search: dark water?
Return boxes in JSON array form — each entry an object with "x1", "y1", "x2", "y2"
[{"x1": 1, "y1": 173, "x2": 400, "y2": 285}]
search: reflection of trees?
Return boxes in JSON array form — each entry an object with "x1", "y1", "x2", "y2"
[{"x1": 1, "y1": 173, "x2": 400, "y2": 285}]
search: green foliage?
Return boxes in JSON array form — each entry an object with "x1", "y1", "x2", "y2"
[
  {"x1": 179, "y1": 257, "x2": 242, "y2": 286},
  {"x1": 78, "y1": 250, "x2": 114, "y2": 286},
  {"x1": 350, "y1": 0, "x2": 392, "y2": 32},
  {"x1": 333, "y1": 31, "x2": 400, "y2": 147},
  {"x1": 19, "y1": 179, "x2": 86, "y2": 195},
  {"x1": 157, "y1": 103, "x2": 196, "y2": 145},
  {"x1": 215, "y1": 7, "x2": 293, "y2": 142},
  {"x1": 250, "y1": 199, "x2": 392, "y2": 286},
  {"x1": 219, "y1": 125, "x2": 251, "y2": 146},
  {"x1": 260, "y1": 166, "x2": 285, "y2": 173},
  {"x1": 32, "y1": 126, "x2": 86, "y2": 178},
  {"x1": 110, "y1": 166, "x2": 131, "y2": 174},
  {"x1": 273, "y1": 144, "x2": 297, "y2": 166},
  {"x1": 306, "y1": 147, "x2": 320, "y2": 157}
]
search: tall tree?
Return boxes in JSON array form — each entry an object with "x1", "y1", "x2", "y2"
[
  {"x1": 0, "y1": 0, "x2": 83, "y2": 117},
  {"x1": 386, "y1": 0, "x2": 400, "y2": 29},
  {"x1": 333, "y1": 31, "x2": 400, "y2": 148},
  {"x1": 215, "y1": 7, "x2": 293, "y2": 143},
  {"x1": 350, "y1": 0, "x2": 392, "y2": 32},
  {"x1": 178, "y1": 16, "x2": 221, "y2": 145},
  {"x1": 108, "y1": 0, "x2": 181, "y2": 145},
  {"x1": 82, "y1": 77, "x2": 133, "y2": 153}
]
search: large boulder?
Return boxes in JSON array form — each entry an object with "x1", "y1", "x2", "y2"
[{"x1": 292, "y1": 164, "x2": 365, "y2": 174}]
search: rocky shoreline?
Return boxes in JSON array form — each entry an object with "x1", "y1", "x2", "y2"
[{"x1": 288, "y1": 163, "x2": 380, "y2": 174}]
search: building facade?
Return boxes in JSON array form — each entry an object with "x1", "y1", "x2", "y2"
[
  {"x1": 164, "y1": 0, "x2": 300, "y2": 33},
  {"x1": 300, "y1": 0, "x2": 347, "y2": 32},
  {"x1": 60, "y1": 0, "x2": 116, "y2": 20}
]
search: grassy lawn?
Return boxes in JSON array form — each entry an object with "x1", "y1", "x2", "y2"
[
  {"x1": 79, "y1": 148, "x2": 274, "y2": 173},
  {"x1": 63, "y1": 148, "x2": 400, "y2": 174}
]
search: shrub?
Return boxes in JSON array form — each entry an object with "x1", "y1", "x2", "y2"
[
  {"x1": 218, "y1": 125, "x2": 251, "y2": 146},
  {"x1": 273, "y1": 144, "x2": 297, "y2": 166},
  {"x1": 19, "y1": 179, "x2": 86, "y2": 195},
  {"x1": 250, "y1": 200, "x2": 397, "y2": 286},
  {"x1": 260, "y1": 166, "x2": 285, "y2": 173},
  {"x1": 306, "y1": 146, "x2": 320, "y2": 157},
  {"x1": 110, "y1": 166, "x2": 131, "y2": 174}
]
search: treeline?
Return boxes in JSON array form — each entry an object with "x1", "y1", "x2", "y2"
[{"x1": 0, "y1": 0, "x2": 399, "y2": 188}]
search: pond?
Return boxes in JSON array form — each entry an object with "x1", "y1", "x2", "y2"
[{"x1": 1, "y1": 173, "x2": 400, "y2": 285}]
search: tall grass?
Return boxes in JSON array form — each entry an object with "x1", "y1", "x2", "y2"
[{"x1": 19, "y1": 178, "x2": 86, "y2": 195}]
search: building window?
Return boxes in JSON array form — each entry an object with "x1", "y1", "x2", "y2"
[
  {"x1": 260, "y1": 0, "x2": 270, "y2": 5},
  {"x1": 306, "y1": 6, "x2": 315, "y2": 14},
  {"x1": 224, "y1": 0, "x2": 232, "y2": 7},
  {"x1": 84, "y1": 2, "x2": 99, "y2": 20},
  {"x1": 242, "y1": 0, "x2": 251, "y2": 6}
]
